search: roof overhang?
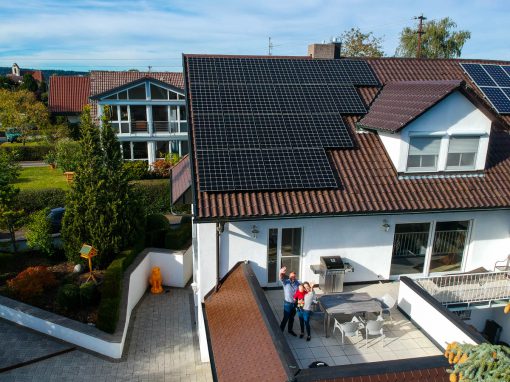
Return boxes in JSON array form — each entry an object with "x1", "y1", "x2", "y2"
[{"x1": 90, "y1": 76, "x2": 184, "y2": 101}]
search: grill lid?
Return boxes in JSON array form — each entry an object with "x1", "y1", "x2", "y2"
[{"x1": 320, "y1": 256, "x2": 345, "y2": 270}]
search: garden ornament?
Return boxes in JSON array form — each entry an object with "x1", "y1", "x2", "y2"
[{"x1": 149, "y1": 267, "x2": 164, "y2": 294}]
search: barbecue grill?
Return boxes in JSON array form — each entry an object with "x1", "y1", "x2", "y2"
[{"x1": 310, "y1": 256, "x2": 353, "y2": 293}]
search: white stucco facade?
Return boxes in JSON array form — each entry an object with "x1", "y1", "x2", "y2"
[{"x1": 193, "y1": 209, "x2": 510, "y2": 360}]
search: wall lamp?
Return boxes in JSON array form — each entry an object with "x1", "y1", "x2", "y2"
[
  {"x1": 382, "y1": 219, "x2": 391, "y2": 232},
  {"x1": 251, "y1": 225, "x2": 260, "y2": 238}
]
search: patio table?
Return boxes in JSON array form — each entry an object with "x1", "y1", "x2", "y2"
[{"x1": 318, "y1": 292, "x2": 382, "y2": 337}]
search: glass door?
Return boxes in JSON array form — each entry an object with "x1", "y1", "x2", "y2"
[
  {"x1": 390, "y1": 223, "x2": 431, "y2": 276},
  {"x1": 266, "y1": 227, "x2": 302, "y2": 285},
  {"x1": 429, "y1": 221, "x2": 470, "y2": 273}
]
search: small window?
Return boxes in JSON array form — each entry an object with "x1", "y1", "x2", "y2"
[
  {"x1": 150, "y1": 84, "x2": 168, "y2": 100},
  {"x1": 133, "y1": 142, "x2": 148, "y2": 159},
  {"x1": 169, "y1": 91, "x2": 178, "y2": 100},
  {"x1": 108, "y1": 105, "x2": 118, "y2": 121},
  {"x1": 179, "y1": 106, "x2": 187, "y2": 121},
  {"x1": 121, "y1": 142, "x2": 131, "y2": 159},
  {"x1": 118, "y1": 91, "x2": 128, "y2": 100},
  {"x1": 156, "y1": 141, "x2": 169, "y2": 159},
  {"x1": 128, "y1": 84, "x2": 146, "y2": 100},
  {"x1": 181, "y1": 140, "x2": 189, "y2": 155},
  {"x1": 407, "y1": 137, "x2": 441, "y2": 172},
  {"x1": 446, "y1": 137, "x2": 479, "y2": 171}
]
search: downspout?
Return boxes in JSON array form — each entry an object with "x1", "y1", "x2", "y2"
[{"x1": 215, "y1": 222, "x2": 225, "y2": 291}]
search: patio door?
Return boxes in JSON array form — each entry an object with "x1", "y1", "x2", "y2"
[
  {"x1": 267, "y1": 228, "x2": 302, "y2": 285},
  {"x1": 390, "y1": 220, "x2": 471, "y2": 278}
]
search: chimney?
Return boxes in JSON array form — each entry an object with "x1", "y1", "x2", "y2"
[{"x1": 308, "y1": 42, "x2": 342, "y2": 59}]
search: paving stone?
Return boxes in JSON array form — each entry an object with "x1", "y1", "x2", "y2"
[{"x1": 1, "y1": 287, "x2": 213, "y2": 381}]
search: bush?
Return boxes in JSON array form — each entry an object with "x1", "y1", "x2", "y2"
[
  {"x1": 123, "y1": 161, "x2": 149, "y2": 181},
  {"x1": 14, "y1": 188, "x2": 66, "y2": 214},
  {"x1": 145, "y1": 213, "x2": 170, "y2": 248},
  {"x1": 0, "y1": 142, "x2": 52, "y2": 161},
  {"x1": 79, "y1": 281, "x2": 98, "y2": 306},
  {"x1": 55, "y1": 138, "x2": 82, "y2": 172},
  {"x1": 6, "y1": 266, "x2": 57, "y2": 301},
  {"x1": 26, "y1": 208, "x2": 53, "y2": 256},
  {"x1": 164, "y1": 221, "x2": 192, "y2": 249},
  {"x1": 96, "y1": 258, "x2": 123, "y2": 333},
  {"x1": 131, "y1": 180, "x2": 170, "y2": 215},
  {"x1": 56, "y1": 283, "x2": 80, "y2": 310}
]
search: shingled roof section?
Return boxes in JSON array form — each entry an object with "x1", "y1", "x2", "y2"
[
  {"x1": 48, "y1": 76, "x2": 91, "y2": 113},
  {"x1": 204, "y1": 262, "x2": 296, "y2": 382},
  {"x1": 186, "y1": 56, "x2": 510, "y2": 221},
  {"x1": 171, "y1": 155, "x2": 191, "y2": 203},
  {"x1": 89, "y1": 71, "x2": 184, "y2": 96},
  {"x1": 358, "y1": 80, "x2": 462, "y2": 132}
]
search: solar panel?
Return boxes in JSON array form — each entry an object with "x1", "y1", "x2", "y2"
[
  {"x1": 187, "y1": 56, "x2": 372, "y2": 192},
  {"x1": 461, "y1": 63, "x2": 510, "y2": 114}
]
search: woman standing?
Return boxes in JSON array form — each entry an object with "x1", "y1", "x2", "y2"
[{"x1": 297, "y1": 281, "x2": 316, "y2": 341}]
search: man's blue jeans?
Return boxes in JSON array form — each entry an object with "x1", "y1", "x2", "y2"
[
  {"x1": 297, "y1": 309, "x2": 311, "y2": 336},
  {"x1": 280, "y1": 301, "x2": 296, "y2": 332}
]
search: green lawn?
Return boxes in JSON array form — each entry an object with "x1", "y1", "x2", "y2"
[{"x1": 14, "y1": 167, "x2": 70, "y2": 190}]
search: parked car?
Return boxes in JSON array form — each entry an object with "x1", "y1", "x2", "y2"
[
  {"x1": 6, "y1": 128, "x2": 22, "y2": 143},
  {"x1": 47, "y1": 207, "x2": 65, "y2": 234}
]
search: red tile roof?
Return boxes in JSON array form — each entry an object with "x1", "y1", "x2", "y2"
[
  {"x1": 188, "y1": 57, "x2": 510, "y2": 220},
  {"x1": 89, "y1": 71, "x2": 184, "y2": 96},
  {"x1": 171, "y1": 155, "x2": 191, "y2": 203},
  {"x1": 204, "y1": 262, "x2": 293, "y2": 382},
  {"x1": 49, "y1": 76, "x2": 91, "y2": 113},
  {"x1": 358, "y1": 80, "x2": 462, "y2": 132}
]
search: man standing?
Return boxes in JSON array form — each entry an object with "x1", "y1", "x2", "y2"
[{"x1": 279, "y1": 266, "x2": 299, "y2": 336}]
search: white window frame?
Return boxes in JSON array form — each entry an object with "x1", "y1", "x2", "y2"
[
  {"x1": 406, "y1": 136, "x2": 442, "y2": 173},
  {"x1": 445, "y1": 136, "x2": 480, "y2": 172}
]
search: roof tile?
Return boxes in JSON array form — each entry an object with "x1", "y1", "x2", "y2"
[{"x1": 49, "y1": 76, "x2": 91, "y2": 113}]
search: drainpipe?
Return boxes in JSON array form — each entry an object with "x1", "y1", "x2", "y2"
[{"x1": 215, "y1": 222, "x2": 225, "y2": 291}]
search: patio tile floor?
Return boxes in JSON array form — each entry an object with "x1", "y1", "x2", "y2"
[{"x1": 265, "y1": 281, "x2": 442, "y2": 368}]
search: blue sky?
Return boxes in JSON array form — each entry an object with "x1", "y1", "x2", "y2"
[{"x1": 0, "y1": 0, "x2": 508, "y2": 72}]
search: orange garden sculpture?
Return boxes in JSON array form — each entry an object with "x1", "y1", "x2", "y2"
[{"x1": 149, "y1": 267, "x2": 164, "y2": 294}]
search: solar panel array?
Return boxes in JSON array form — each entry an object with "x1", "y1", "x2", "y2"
[
  {"x1": 187, "y1": 57, "x2": 379, "y2": 192},
  {"x1": 461, "y1": 63, "x2": 510, "y2": 113}
]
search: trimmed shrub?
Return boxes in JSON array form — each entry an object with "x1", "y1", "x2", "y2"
[
  {"x1": 56, "y1": 283, "x2": 80, "y2": 310},
  {"x1": 0, "y1": 143, "x2": 52, "y2": 161},
  {"x1": 145, "y1": 213, "x2": 170, "y2": 248},
  {"x1": 131, "y1": 180, "x2": 170, "y2": 215},
  {"x1": 123, "y1": 161, "x2": 149, "y2": 181},
  {"x1": 55, "y1": 138, "x2": 82, "y2": 172},
  {"x1": 6, "y1": 266, "x2": 57, "y2": 302},
  {"x1": 164, "y1": 222, "x2": 192, "y2": 250},
  {"x1": 79, "y1": 281, "x2": 98, "y2": 306},
  {"x1": 14, "y1": 188, "x2": 66, "y2": 214},
  {"x1": 96, "y1": 258, "x2": 123, "y2": 333}
]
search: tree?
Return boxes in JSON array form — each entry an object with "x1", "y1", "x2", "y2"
[
  {"x1": 62, "y1": 106, "x2": 138, "y2": 266},
  {"x1": 19, "y1": 73, "x2": 38, "y2": 93},
  {"x1": 0, "y1": 89, "x2": 49, "y2": 145},
  {"x1": 0, "y1": 151, "x2": 23, "y2": 252},
  {"x1": 340, "y1": 28, "x2": 384, "y2": 57},
  {"x1": 0, "y1": 76, "x2": 16, "y2": 90},
  {"x1": 26, "y1": 208, "x2": 54, "y2": 256},
  {"x1": 445, "y1": 342, "x2": 510, "y2": 381},
  {"x1": 396, "y1": 17, "x2": 471, "y2": 58}
]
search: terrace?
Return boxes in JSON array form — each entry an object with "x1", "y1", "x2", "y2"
[{"x1": 265, "y1": 282, "x2": 443, "y2": 369}]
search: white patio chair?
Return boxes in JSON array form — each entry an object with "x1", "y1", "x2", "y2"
[
  {"x1": 365, "y1": 319, "x2": 385, "y2": 348},
  {"x1": 333, "y1": 317, "x2": 363, "y2": 344},
  {"x1": 377, "y1": 293, "x2": 396, "y2": 321}
]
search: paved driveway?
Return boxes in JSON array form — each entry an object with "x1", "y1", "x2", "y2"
[{"x1": 0, "y1": 288, "x2": 212, "y2": 382}]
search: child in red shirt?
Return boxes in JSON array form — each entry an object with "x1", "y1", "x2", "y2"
[{"x1": 293, "y1": 284, "x2": 307, "y2": 311}]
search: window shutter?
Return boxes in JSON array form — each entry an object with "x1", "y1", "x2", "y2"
[
  {"x1": 448, "y1": 137, "x2": 479, "y2": 153},
  {"x1": 409, "y1": 137, "x2": 441, "y2": 155}
]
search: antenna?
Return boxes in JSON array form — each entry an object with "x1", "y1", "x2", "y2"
[
  {"x1": 148, "y1": 65, "x2": 152, "y2": 72},
  {"x1": 268, "y1": 37, "x2": 274, "y2": 56}
]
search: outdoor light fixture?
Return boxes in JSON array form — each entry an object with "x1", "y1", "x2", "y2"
[
  {"x1": 191, "y1": 282, "x2": 198, "y2": 294},
  {"x1": 382, "y1": 219, "x2": 391, "y2": 232},
  {"x1": 251, "y1": 225, "x2": 260, "y2": 238}
]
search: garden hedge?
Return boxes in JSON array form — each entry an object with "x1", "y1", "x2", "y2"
[
  {"x1": 131, "y1": 180, "x2": 171, "y2": 215},
  {"x1": 96, "y1": 258, "x2": 123, "y2": 333},
  {"x1": 14, "y1": 188, "x2": 67, "y2": 214},
  {"x1": 0, "y1": 143, "x2": 53, "y2": 161}
]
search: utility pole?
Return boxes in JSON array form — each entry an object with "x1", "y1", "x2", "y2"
[
  {"x1": 268, "y1": 37, "x2": 274, "y2": 56},
  {"x1": 415, "y1": 14, "x2": 427, "y2": 58},
  {"x1": 148, "y1": 65, "x2": 152, "y2": 73}
]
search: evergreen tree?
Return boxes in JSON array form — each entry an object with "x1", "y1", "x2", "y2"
[
  {"x1": 19, "y1": 73, "x2": 38, "y2": 92},
  {"x1": 0, "y1": 151, "x2": 23, "y2": 252},
  {"x1": 62, "y1": 106, "x2": 137, "y2": 266}
]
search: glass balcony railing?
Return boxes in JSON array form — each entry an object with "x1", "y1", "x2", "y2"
[{"x1": 112, "y1": 121, "x2": 187, "y2": 134}]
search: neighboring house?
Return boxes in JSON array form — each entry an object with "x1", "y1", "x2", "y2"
[
  {"x1": 7, "y1": 63, "x2": 44, "y2": 84},
  {"x1": 48, "y1": 70, "x2": 187, "y2": 164},
  {"x1": 48, "y1": 75, "x2": 91, "y2": 124},
  {"x1": 183, "y1": 45, "x2": 510, "y2": 370}
]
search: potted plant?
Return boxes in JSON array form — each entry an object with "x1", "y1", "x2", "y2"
[{"x1": 44, "y1": 151, "x2": 57, "y2": 169}]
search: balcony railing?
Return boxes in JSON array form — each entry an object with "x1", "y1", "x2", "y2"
[
  {"x1": 112, "y1": 121, "x2": 186, "y2": 134},
  {"x1": 415, "y1": 271, "x2": 510, "y2": 307},
  {"x1": 393, "y1": 232, "x2": 429, "y2": 257}
]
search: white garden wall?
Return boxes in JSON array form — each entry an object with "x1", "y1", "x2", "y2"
[{"x1": 0, "y1": 248, "x2": 192, "y2": 359}]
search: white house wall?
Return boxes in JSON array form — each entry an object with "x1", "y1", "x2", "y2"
[{"x1": 195, "y1": 210, "x2": 509, "y2": 293}]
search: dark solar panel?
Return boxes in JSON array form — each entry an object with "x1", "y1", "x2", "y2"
[
  {"x1": 461, "y1": 63, "x2": 510, "y2": 114},
  {"x1": 187, "y1": 56, "x2": 371, "y2": 191}
]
